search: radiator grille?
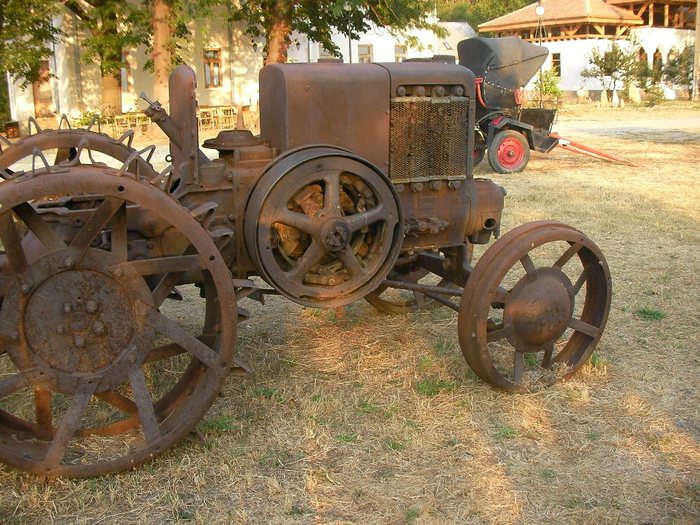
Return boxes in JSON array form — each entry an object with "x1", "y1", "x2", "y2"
[{"x1": 389, "y1": 96, "x2": 468, "y2": 183}]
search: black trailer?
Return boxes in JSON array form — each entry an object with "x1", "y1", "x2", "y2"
[{"x1": 458, "y1": 37, "x2": 559, "y2": 174}]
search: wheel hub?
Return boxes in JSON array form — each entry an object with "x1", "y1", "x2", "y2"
[
  {"x1": 320, "y1": 219, "x2": 351, "y2": 252},
  {"x1": 1, "y1": 249, "x2": 155, "y2": 393},
  {"x1": 504, "y1": 267, "x2": 573, "y2": 350}
]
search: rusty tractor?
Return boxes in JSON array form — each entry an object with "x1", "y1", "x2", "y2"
[{"x1": 0, "y1": 61, "x2": 611, "y2": 477}]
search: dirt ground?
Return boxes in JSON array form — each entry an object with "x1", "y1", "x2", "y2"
[{"x1": 0, "y1": 102, "x2": 699, "y2": 524}]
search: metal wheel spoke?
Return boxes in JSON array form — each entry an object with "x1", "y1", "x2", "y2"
[
  {"x1": 144, "y1": 335, "x2": 216, "y2": 364},
  {"x1": 68, "y1": 197, "x2": 124, "y2": 260},
  {"x1": 513, "y1": 352, "x2": 524, "y2": 385},
  {"x1": 520, "y1": 253, "x2": 537, "y2": 281},
  {"x1": 95, "y1": 390, "x2": 137, "y2": 415},
  {"x1": 13, "y1": 203, "x2": 66, "y2": 252},
  {"x1": 287, "y1": 241, "x2": 324, "y2": 281},
  {"x1": 487, "y1": 324, "x2": 512, "y2": 343},
  {"x1": 34, "y1": 387, "x2": 53, "y2": 440},
  {"x1": 338, "y1": 245, "x2": 363, "y2": 277},
  {"x1": 345, "y1": 204, "x2": 387, "y2": 233},
  {"x1": 41, "y1": 381, "x2": 97, "y2": 470},
  {"x1": 0, "y1": 213, "x2": 29, "y2": 275},
  {"x1": 323, "y1": 172, "x2": 341, "y2": 212},
  {"x1": 121, "y1": 254, "x2": 202, "y2": 277},
  {"x1": 110, "y1": 202, "x2": 128, "y2": 262},
  {"x1": 554, "y1": 242, "x2": 582, "y2": 268},
  {"x1": 275, "y1": 210, "x2": 314, "y2": 235},
  {"x1": 541, "y1": 342, "x2": 555, "y2": 368},
  {"x1": 0, "y1": 373, "x2": 28, "y2": 399},
  {"x1": 128, "y1": 367, "x2": 161, "y2": 443},
  {"x1": 138, "y1": 302, "x2": 220, "y2": 368},
  {"x1": 492, "y1": 285, "x2": 509, "y2": 307},
  {"x1": 568, "y1": 267, "x2": 590, "y2": 298},
  {"x1": 569, "y1": 318, "x2": 599, "y2": 338}
]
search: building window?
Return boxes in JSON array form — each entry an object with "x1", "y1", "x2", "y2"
[
  {"x1": 394, "y1": 45, "x2": 407, "y2": 62},
  {"x1": 358, "y1": 44, "x2": 373, "y2": 63},
  {"x1": 119, "y1": 52, "x2": 132, "y2": 94},
  {"x1": 551, "y1": 53, "x2": 561, "y2": 76},
  {"x1": 204, "y1": 49, "x2": 222, "y2": 88}
]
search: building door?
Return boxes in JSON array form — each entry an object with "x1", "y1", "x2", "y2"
[{"x1": 32, "y1": 61, "x2": 53, "y2": 118}]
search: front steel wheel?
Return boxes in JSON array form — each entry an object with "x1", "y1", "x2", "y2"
[{"x1": 458, "y1": 221, "x2": 611, "y2": 392}]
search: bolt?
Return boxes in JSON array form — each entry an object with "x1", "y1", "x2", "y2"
[
  {"x1": 448, "y1": 180, "x2": 462, "y2": 190},
  {"x1": 429, "y1": 181, "x2": 443, "y2": 191},
  {"x1": 128, "y1": 353, "x2": 137, "y2": 364},
  {"x1": 410, "y1": 183, "x2": 423, "y2": 193},
  {"x1": 56, "y1": 325, "x2": 65, "y2": 335},
  {"x1": 63, "y1": 303, "x2": 72, "y2": 313},
  {"x1": 74, "y1": 335, "x2": 85, "y2": 348},
  {"x1": 64, "y1": 257, "x2": 75, "y2": 268},
  {"x1": 92, "y1": 321, "x2": 105, "y2": 335},
  {"x1": 20, "y1": 283, "x2": 31, "y2": 294},
  {"x1": 86, "y1": 300, "x2": 98, "y2": 313},
  {"x1": 113, "y1": 268, "x2": 124, "y2": 278}
]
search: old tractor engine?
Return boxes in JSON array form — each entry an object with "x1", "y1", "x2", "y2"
[{"x1": 0, "y1": 61, "x2": 611, "y2": 477}]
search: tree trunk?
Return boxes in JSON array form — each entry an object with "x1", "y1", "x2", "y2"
[
  {"x1": 151, "y1": 0, "x2": 172, "y2": 107},
  {"x1": 265, "y1": 4, "x2": 292, "y2": 65},
  {"x1": 101, "y1": 74, "x2": 122, "y2": 115}
]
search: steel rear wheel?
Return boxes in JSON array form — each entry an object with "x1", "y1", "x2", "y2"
[
  {"x1": 458, "y1": 221, "x2": 611, "y2": 392},
  {"x1": 0, "y1": 167, "x2": 236, "y2": 476},
  {"x1": 488, "y1": 129, "x2": 530, "y2": 174}
]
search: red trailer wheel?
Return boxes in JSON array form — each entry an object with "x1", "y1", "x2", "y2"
[{"x1": 488, "y1": 130, "x2": 530, "y2": 174}]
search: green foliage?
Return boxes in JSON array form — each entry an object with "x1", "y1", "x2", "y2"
[
  {"x1": 533, "y1": 68, "x2": 563, "y2": 100},
  {"x1": 493, "y1": 425, "x2": 517, "y2": 440},
  {"x1": 664, "y1": 45, "x2": 694, "y2": 100},
  {"x1": 64, "y1": 1, "x2": 150, "y2": 77},
  {"x1": 0, "y1": 0, "x2": 62, "y2": 86},
  {"x1": 230, "y1": 0, "x2": 446, "y2": 61},
  {"x1": 581, "y1": 40, "x2": 638, "y2": 100},
  {"x1": 415, "y1": 377, "x2": 455, "y2": 396},
  {"x1": 635, "y1": 307, "x2": 666, "y2": 321},
  {"x1": 0, "y1": 78, "x2": 9, "y2": 123},
  {"x1": 437, "y1": 0, "x2": 530, "y2": 28}
]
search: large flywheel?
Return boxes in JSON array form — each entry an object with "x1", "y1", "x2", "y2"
[
  {"x1": 245, "y1": 147, "x2": 403, "y2": 308},
  {"x1": 0, "y1": 166, "x2": 237, "y2": 476}
]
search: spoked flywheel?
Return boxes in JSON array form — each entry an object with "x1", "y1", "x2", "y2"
[
  {"x1": 458, "y1": 221, "x2": 611, "y2": 392},
  {"x1": 0, "y1": 166, "x2": 237, "y2": 476},
  {"x1": 245, "y1": 147, "x2": 403, "y2": 308}
]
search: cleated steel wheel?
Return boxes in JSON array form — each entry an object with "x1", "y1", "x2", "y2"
[
  {"x1": 0, "y1": 128, "x2": 154, "y2": 181},
  {"x1": 458, "y1": 221, "x2": 611, "y2": 392},
  {"x1": 0, "y1": 166, "x2": 236, "y2": 476}
]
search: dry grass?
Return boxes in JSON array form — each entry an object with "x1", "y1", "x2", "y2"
[{"x1": 1, "y1": 102, "x2": 699, "y2": 524}]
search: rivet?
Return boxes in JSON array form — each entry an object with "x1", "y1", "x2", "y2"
[
  {"x1": 74, "y1": 335, "x2": 85, "y2": 348},
  {"x1": 56, "y1": 325, "x2": 65, "y2": 335},
  {"x1": 92, "y1": 321, "x2": 105, "y2": 335},
  {"x1": 20, "y1": 283, "x2": 31, "y2": 294},
  {"x1": 64, "y1": 257, "x2": 74, "y2": 267},
  {"x1": 86, "y1": 300, "x2": 98, "y2": 313},
  {"x1": 63, "y1": 303, "x2": 72, "y2": 313},
  {"x1": 113, "y1": 268, "x2": 124, "y2": 278}
]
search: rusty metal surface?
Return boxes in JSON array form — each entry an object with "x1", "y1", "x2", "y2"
[
  {"x1": 244, "y1": 146, "x2": 403, "y2": 307},
  {"x1": 457, "y1": 221, "x2": 611, "y2": 392},
  {"x1": 0, "y1": 59, "x2": 613, "y2": 477},
  {"x1": 0, "y1": 166, "x2": 237, "y2": 476}
]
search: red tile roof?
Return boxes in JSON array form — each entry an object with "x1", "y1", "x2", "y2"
[{"x1": 478, "y1": 0, "x2": 643, "y2": 32}]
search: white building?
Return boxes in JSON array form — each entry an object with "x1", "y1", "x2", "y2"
[
  {"x1": 6, "y1": 11, "x2": 475, "y2": 129},
  {"x1": 478, "y1": 0, "x2": 696, "y2": 99}
]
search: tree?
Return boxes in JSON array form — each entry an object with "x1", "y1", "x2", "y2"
[
  {"x1": 581, "y1": 40, "x2": 638, "y2": 103},
  {"x1": 0, "y1": 0, "x2": 62, "y2": 87},
  {"x1": 63, "y1": 1, "x2": 149, "y2": 114},
  {"x1": 230, "y1": 0, "x2": 445, "y2": 65},
  {"x1": 664, "y1": 45, "x2": 694, "y2": 100},
  {"x1": 436, "y1": 0, "x2": 530, "y2": 29}
]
